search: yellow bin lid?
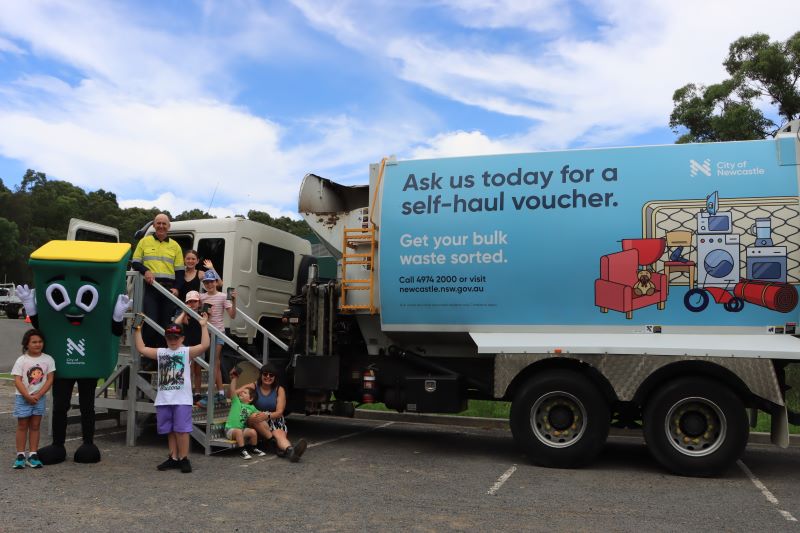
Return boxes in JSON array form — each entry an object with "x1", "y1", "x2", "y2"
[{"x1": 31, "y1": 240, "x2": 131, "y2": 263}]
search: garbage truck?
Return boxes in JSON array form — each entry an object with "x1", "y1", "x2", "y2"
[{"x1": 280, "y1": 121, "x2": 800, "y2": 477}]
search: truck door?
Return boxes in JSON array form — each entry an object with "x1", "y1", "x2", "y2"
[{"x1": 67, "y1": 218, "x2": 120, "y2": 242}]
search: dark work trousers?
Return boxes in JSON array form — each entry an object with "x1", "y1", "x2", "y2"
[
  {"x1": 142, "y1": 281, "x2": 175, "y2": 349},
  {"x1": 51, "y1": 378, "x2": 97, "y2": 445}
]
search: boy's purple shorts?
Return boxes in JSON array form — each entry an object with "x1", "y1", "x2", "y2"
[{"x1": 156, "y1": 405, "x2": 193, "y2": 434}]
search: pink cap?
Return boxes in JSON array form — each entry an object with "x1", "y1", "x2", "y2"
[{"x1": 185, "y1": 290, "x2": 201, "y2": 302}]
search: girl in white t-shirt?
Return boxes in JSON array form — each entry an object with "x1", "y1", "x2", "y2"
[{"x1": 11, "y1": 329, "x2": 56, "y2": 469}]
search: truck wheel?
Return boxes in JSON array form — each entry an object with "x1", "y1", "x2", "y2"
[
  {"x1": 643, "y1": 377, "x2": 748, "y2": 477},
  {"x1": 723, "y1": 297, "x2": 744, "y2": 313},
  {"x1": 510, "y1": 370, "x2": 610, "y2": 468},
  {"x1": 6, "y1": 304, "x2": 19, "y2": 319},
  {"x1": 683, "y1": 289, "x2": 709, "y2": 312}
]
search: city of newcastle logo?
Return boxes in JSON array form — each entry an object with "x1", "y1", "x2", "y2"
[
  {"x1": 690, "y1": 159, "x2": 711, "y2": 177},
  {"x1": 66, "y1": 338, "x2": 86, "y2": 357}
]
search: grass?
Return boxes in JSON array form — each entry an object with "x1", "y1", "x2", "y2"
[{"x1": 359, "y1": 399, "x2": 800, "y2": 434}]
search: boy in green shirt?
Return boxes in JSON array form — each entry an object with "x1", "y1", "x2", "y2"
[{"x1": 225, "y1": 368, "x2": 267, "y2": 460}]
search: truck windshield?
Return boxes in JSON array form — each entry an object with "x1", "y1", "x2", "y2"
[
  {"x1": 169, "y1": 234, "x2": 194, "y2": 254},
  {"x1": 75, "y1": 229, "x2": 118, "y2": 243},
  {"x1": 198, "y1": 238, "x2": 225, "y2": 277}
]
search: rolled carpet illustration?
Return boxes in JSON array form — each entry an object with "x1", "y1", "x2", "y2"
[{"x1": 734, "y1": 279, "x2": 798, "y2": 313}]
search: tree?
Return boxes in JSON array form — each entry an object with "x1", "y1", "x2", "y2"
[
  {"x1": 670, "y1": 32, "x2": 800, "y2": 143},
  {"x1": 174, "y1": 208, "x2": 213, "y2": 221},
  {"x1": 247, "y1": 209, "x2": 312, "y2": 237},
  {"x1": 0, "y1": 167, "x2": 316, "y2": 283},
  {"x1": 0, "y1": 217, "x2": 22, "y2": 280}
]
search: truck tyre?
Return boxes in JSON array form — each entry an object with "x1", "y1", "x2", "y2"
[
  {"x1": 683, "y1": 289, "x2": 709, "y2": 312},
  {"x1": 510, "y1": 370, "x2": 610, "y2": 469},
  {"x1": 643, "y1": 377, "x2": 748, "y2": 477},
  {"x1": 6, "y1": 304, "x2": 19, "y2": 319}
]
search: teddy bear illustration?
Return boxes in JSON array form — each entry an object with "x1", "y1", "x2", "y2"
[{"x1": 633, "y1": 271, "x2": 656, "y2": 297}]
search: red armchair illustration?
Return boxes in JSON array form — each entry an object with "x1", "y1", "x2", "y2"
[{"x1": 595, "y1": 248, "x2": 668, "y2": 319}]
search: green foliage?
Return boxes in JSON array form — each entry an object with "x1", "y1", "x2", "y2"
[
  {"x1": 247, "y1": 209, "x2": 312, "y2": 237},
  {"x1": 0, "y1": 169, "x2": 312, "y2": 283},
  {"x1": 0, "y1": 217, "x2": 21, "y2": 276},
  {"x1": 670, "y1": 32, "x2": 800, "y2": 143},
  {"x1": 174, "y1": 208, "x2": 213, "y2": 221}
]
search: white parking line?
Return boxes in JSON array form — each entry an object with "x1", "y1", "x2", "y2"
[
  {"x1": 239, "y1": 421, "x2": 395, "y2": 468},
  {"x1": 737, "y1": 459, "x2": 797, "y2": 522},
  {"x1": 487, "y1": 464, "x2": 517, "y2": 495}
]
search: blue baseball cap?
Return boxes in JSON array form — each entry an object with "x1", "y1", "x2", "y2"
[{"x1": 203, "y1": 270, "x2": 219, "y2": 282}]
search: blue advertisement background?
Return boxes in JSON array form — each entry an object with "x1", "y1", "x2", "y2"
[{"x1": 379, "y1": 139, "x2": 799, "y2": 328}]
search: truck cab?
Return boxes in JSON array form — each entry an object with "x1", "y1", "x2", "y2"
[
  {"x1": 143, "y1": 217, "x2": 314, "y2": 346},
  {"x1": 67, "y1": 218, "x2": 120, "y2": 242}
]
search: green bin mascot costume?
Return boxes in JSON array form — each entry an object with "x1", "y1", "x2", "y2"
[{"x1": 17, "y1": 240, "x2": 131, "y2": 464}]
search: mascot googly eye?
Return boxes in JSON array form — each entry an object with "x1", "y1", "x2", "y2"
[
  {"x1": 46, "y1": 283, "x2": 71, "y2": 311},
  {"x1": 75, "y1": 284, "x2": 100, "y2": 312}
]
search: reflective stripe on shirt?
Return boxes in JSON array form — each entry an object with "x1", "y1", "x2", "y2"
[{"x1": 132, "y1": 235, "x2": 184, "y2": 277}]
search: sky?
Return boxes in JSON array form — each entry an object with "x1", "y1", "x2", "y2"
[{"x1": 0, "y1": 0, "x2": 798, "y2": 219}]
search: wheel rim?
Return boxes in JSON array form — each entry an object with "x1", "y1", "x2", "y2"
[
  {"x1": 664, "y1": 397, "x2": 726, "y2": 457},
  {"x1": 530, "y1": 391, "x2": 587, "y2": 448}
]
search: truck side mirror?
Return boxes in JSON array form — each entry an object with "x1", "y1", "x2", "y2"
[{"x1": 133, "y1": 221, "x2": 154, "y2": 240}]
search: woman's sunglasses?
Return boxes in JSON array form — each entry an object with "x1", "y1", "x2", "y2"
[{"x1": 262, "y1": 372, "x2": 275, "y2": 378}]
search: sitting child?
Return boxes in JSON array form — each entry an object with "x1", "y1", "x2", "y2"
[{"x1": 225, "y1": 367, "x2": 267, "y2": 460}]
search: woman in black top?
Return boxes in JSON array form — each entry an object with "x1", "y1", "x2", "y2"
[{"x1": 178, "y1": 250, "x2": 205, "y2": 303}]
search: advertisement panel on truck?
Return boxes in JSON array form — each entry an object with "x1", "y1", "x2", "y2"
[{"x1": 379, "y1": 138, "x2": 800, "y2": 331}]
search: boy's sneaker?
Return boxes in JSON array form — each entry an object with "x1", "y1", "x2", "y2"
[
  {"x1": 251, "y1": 447, "x2": 267, "y2": 457},
  {"x1": 12, "y1": 454, "x2": 26, "y2": 469},
  {"x1": 26, "y1": 453, "x2": 43, "y2": 468},
  {"x1": 157, "y1": 457, "x2": 179, "y2": 471},
  {"x1": 179, "y1": 457, "x2": 192, "y2": 473},
  {"x1": 197, "y1": 395, "x2": 208, "y2": 408},
  {"x1": 240, "y1": 449, "x2": 252, "y2": 460},
  {"x1": 289, "y1": 438, "x2": 307, "y2": 463}
]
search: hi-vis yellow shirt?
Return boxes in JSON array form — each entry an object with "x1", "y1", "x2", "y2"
[{"x1": 131, "y1": 235, "x2": 184, "y2": 280}]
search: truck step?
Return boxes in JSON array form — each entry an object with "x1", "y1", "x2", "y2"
[{"x1": 209, "y1": 438, "x2": 238, "y2": 449}]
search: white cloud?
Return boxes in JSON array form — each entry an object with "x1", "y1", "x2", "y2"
[
  {"x1": 411, "y1": 130, "x2": 526, "y2": 159},
  {"x1": 118, "y1": 192, "x2": 300, "y2": 220},
  {"x1": 1, "y1": 0, "x2": 799, "y2": 219},
  {"x1": 435, "y1": 0, "x2": 571, "y2": 33},
  {"x1": 0, "y1": 81, "x2": 303, "y2": 203},
  {"x1": 0, "y1": 36, "x2": 24, "y2": 55},
  {"x1": 0, "y1": 0, "x2": 429, "y2": 214},
  {"x1": 294, "y1": 0, "x2": 800, "y2": 150}
]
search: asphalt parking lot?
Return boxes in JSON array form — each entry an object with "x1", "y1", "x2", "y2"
[{"x1": 2, "y1": 314, "x2": 800, "y2": 532}]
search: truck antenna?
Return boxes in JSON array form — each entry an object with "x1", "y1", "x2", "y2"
[{"x1": 207, "y1": 182, "x2": 219, "y2": 213}]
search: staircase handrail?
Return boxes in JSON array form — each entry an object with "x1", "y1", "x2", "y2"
[{"x1": 147, "y1": 279, "x2": 263, "y2": 369}]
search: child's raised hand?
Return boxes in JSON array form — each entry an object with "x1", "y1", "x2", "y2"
[
  {"x1": 203, "y1": 259, "x2": 214, "y2": 270},
  {"x1": 199, "y1": 314, "x2": 208, "y2": 327},
  {"x1": 229, "y1": 367, "x2": 239, "y2": 379}
]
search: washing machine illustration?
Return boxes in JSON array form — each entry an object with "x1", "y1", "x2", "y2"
[{"x1": 696, "y1": 211, "x2": 740, "y2": 288}]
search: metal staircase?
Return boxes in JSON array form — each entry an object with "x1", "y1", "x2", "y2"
[{"x1": 82, "y1": 271, "x2": 289, "y2": 455}]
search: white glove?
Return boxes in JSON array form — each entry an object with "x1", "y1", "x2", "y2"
[
  {"x1": 15, "y1": 284, "x2": 37, "y2": 317},
  {"x1": 113, "y1": 294, "x2": 132, "y2": 322}
]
